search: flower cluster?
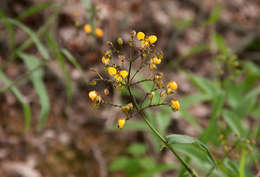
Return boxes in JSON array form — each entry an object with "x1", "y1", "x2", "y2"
[{"x1": 88, "y1": 31, "x2": 180, "y2": 129}]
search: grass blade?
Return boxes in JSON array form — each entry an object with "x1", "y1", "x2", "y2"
[
  {"x1": 18, "y1": 52, "x2": 50, "y2": 130},
  {"x1": 0, "y1": 70, "x2": 32, "y2": 131}
]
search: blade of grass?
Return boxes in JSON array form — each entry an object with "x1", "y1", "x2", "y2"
[
  {"x1": 17, "y1": 2, "x2": 53, "y2": 20},
  {"x1": 46, "y1": 34, "x2": 73, "y2": 101},
  {"x1": 18, "y1": 52, "x2": 50, "y2": 130},
  {"x1": 2, "y1": 18, "x2": 49, "y2": 60},
  {"x1": 0, "y1": 70, "x2": 32, "y2": 131}
]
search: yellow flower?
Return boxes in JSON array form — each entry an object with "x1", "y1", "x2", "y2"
[
  {"x1": 141, "y1": 40, "x2": 150, "y2": 47},
  {"x1": 108, "y1": 67, "x2": 117, "y2": 76},
  {"x1": 118, "y1": 118, "x2": 126, "y2": 129},
  {"x1": 153, "y1": 56, "x2": 161, "y2": 64},
  {"x1": 168, "y1": 81, "x2": 178, "y2": 90},
  {"x1": 73, "y1": 12, "x2": 80, "y2": 18},
  {"x1": 95, "y1": 28, "x2": 103, "y2": 37},
  {"x1": 84, "y1": 24, "x2": 92, "y2": 34},
  {"x1": 114, "y1": 74, "x2": 122, "y2": 82},
  {"x1": 171, "y1": 99, "x2": 180, "y2": 111},
  {"x1": 137, "y1": 32, "x2": 145, "y2": 40},
  {"x1": 89, "y1": 90, "x2": 97, "y2": 101},
  {"x1": 102, "y1": 56, "x2": 110, "y2": 65},
  {"x1": 119, "y1": 70, "x2": 128, "y2": 78},
  {"x1": 148, "y1": 35, "x2": 157, "y2": 44}
]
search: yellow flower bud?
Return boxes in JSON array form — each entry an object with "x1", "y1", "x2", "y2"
[
  {"x1": 84, "y1": 24, "x2": 92, "y2": 34},
  {"x1": 108, "y1": 67, "x2": 117, "y2": 76},
  {"x1": 137, "y1": 32, "x2": 145, "y2": 40},
  {"x1": 153, "y1": 56, "x2": 161, "y2": 64},
  {"x1": 118, "y1": 118, "x2": 126, "y2": 129},
  {"x1": 102, "y1": 56, "x2": 110, "y2": 65},
  {"x1": 119, "y1": 70, "x2": 128, "y2": 78},
  {"x1": 149, "y1": 63, "x2": 157, "y2": 70},
  {"x1": 171, "y1": 99, "x2": 180, "y2": 111},
  {"x1": 95, "y1": 28, "x2": 103, "y2": 37},
  {"x1": 89, "y1": 90, "x2": 97, "y2": 101},
  {"x1": 160, "y1": 90, "x2": 166, "y2": 97},
  {"x1": 120, "y1": 103, "x2": 133, "y2": 113},
  {"x1": 148, "y1": 35, "x2": 157, "y2": 44},
  {"x1": 168, "y1": 81, "x2": 178, "y2": 90},
  {"x1": 149, "y1": 92, "x2": 155, "y2": 100}
]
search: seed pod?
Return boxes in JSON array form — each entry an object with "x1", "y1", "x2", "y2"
[{"x1": 104, "y1": 89, "x2": 109, "y2": 96}]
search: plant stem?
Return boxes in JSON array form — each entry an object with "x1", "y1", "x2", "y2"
[{"x1": 126, "y1": 85, "x2": 198, "y2": 177}]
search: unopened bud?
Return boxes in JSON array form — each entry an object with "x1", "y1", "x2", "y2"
[
  {"x1": 117, "y1": 37, "x2": 123, "y2": 45},
  {"x1": 130, "y1": 30, "x2": 136, "y2": 38},
  {"x1": 160, "y1": 90, "x2": 166, "y2": 97},
  {"x1": 106, "y1": 41, "x2": 113, "y2": 47},
  {"x1": 149, "y1": 92, "x2": 155, "y2": 100}
]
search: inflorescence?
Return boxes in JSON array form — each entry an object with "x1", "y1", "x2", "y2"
[{"x1": 88, "y1": 31, "x2": 180, "y2": 129}]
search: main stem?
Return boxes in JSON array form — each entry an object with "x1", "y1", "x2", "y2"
[{"x1": 126, "y1": 57, "x2": 197, "y2": 177}]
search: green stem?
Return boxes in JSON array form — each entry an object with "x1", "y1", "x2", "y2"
[{"x1": 127, "y1": 85, "x2": 198, "y2": 177}]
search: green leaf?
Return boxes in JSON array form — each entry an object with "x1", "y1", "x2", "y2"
[
  {"x1": 136, "y1": 163, "x2": 177, "y2": 177},
  {"x1": 0, "y1": 10, "x2": 15, "y2": 55},
  {"x1": 18, "y1": 53, "x2": 50, "y2": 130},
  {"x1": 212, "y1": 33, "x2": 228, "y2": 55},
  {"x1": 234, "y1": 86, "x2": 260, "y2": 119},
  {"x1": 127, "y1": 143, "x2": 147, "y2": 157},
  {"x1": 0, "y1": 71, "x2": 32, "y2": 131},
  {"x1": 109, "y1": 156, "x2": 129, "y2": 171},
  {"x1": 200, "y1": 92, "x2": 225, "y2": 143},
  {"x1": 2, "y1": 18, "x2": 49, "y2": 60},
  {"x1": 188, "y1": 73, "x2": 221, "y2": 96},
  {"x1": 207, "y1": 7, "x2": 222, "y2": 24},
  {"x1": 17, "y1": 2, "x2": 53, "y2": 20},
  {"x1": 222, "y1": 109, "x2": 247, "y2": 136},
  {"x1": 61, "y1": 48, "x2": 83, "y2": 71},
  {"x1": 46, "y1": 33, "x2": 73, "y2": 101},
  {"x1": 219, "y1": 159, "x2": 239, "y2": 177},
  {"x1": 179, "y1": 93, "x2": 212, "y2": 131},
  {"x1": 166, "y1": 134, "x2": 217, "y2": 168}
]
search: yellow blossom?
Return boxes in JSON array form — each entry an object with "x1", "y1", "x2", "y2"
[
  {"x1": 119, "y1": 70, "x2": 128, "y2": 78},
  {"x1": 153, "y1": 56, "x2": 161, "y2": 64},
  {"x1": 148, "y1": 35, "x2": 157, "y2": 44},
  {"x1": 141, "y1": 40, "x2": 150, "y2": 47},
  {"x1": 95, "y1": 28, "x2": 103, "y2": 37},
  {"x1": 137, "y1": 32, "x2": 145, "y2": 40},
  {"x1": 149, "y1": 63, "x2": 157, "y2": 70},
  {"x1": 168, "y1": 81, "x2": 178, "y2": 90},
  {"x1": 102, "y1": 56, "x2": 110, "y2": 65},
  {"x1": 171, "y1": 99, "x2": 180, "y2": 111},
  {"x1": 108, "y1": 67, "x2": 117, "y2": 76},
  {"x1": 114, "y1": 74, "x2": 122, "y2": 82},
  {"x1": 89, "y1": 90, "x2": 97, "y2": 101},
  {"x1": 84, "y1": 24, "x2": 92, "y2": 34},
  {"x1": 118, "y1": 118, "x2": 126, "y2": 129}
]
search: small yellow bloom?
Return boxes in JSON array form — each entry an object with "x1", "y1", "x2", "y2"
[
  {"x1": 171, "y1": 99, "x2": 180, "y2": 111},
  {"x1": 118, "y1": 118, "x2": 126, "y2": 129},
  {"x1": 84, "y1": 24, "x2": 92, "y2": 34},
  {"x1": 108, "y1": 67, "x2": 117, "y2": 76},
  {"x1": 141, "y1": 40, "x2": 150, "y2": 47},
  {"x1": 114, "y1": 74, "x2": 122, "y2": 82},
  {"x1": 95, "y1": 28, "x2": 103, "y2": 37},
  {"x1": 153, "y1": 56, "x2": 161, "y2": 64},
  {"x1": 119, "y1": 70, "x2": 128, "y2": 78},
  {"x1": 149, "y1": 63, "x2": 157, "y2": 70},
  {"x1": 102, "y1": 56, "x2": 110, "y2": 65},
  {"x1": 168, "y1": 81, "x2": 178, "y2": 90},
  {"x1": 73, "y1": 12, "x2": 80, "y2": 18},
  {"x1": 89, "y1": 90, "x2": 97, "y2": 101},
  {"x1": 148, "y1": 35, "x2": 157, "y2": 44},
  {"x1": 137, "y1": 32, "x2": 145, "y2": 40}
]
